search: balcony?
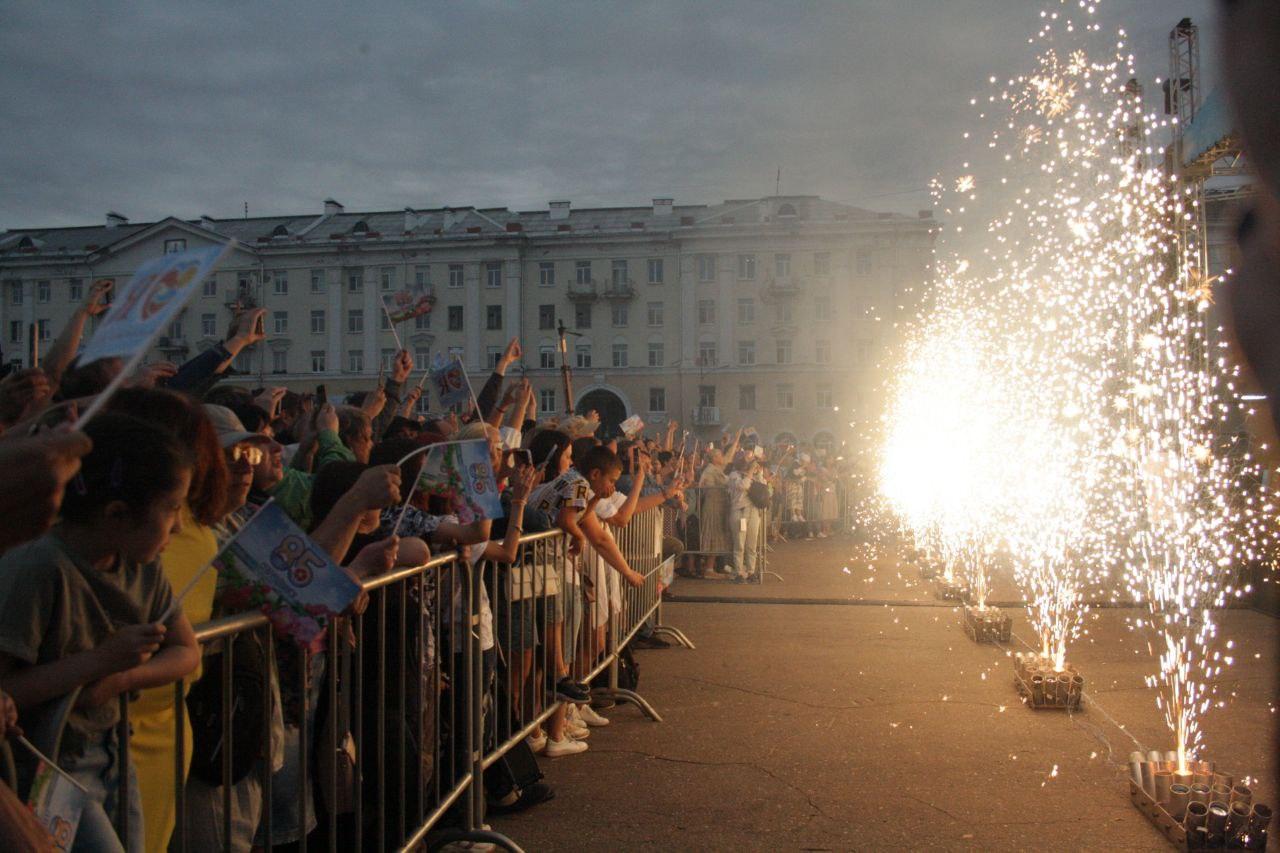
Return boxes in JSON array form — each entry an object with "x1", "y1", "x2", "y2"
[
  {"x1": 760, "y1": 276, "x2": 804, "y2": 303},
  {"x1": 602, "y1": 278, "x2": 636, "y2": 300},
  {"x1": 692, "y1": 406, "x2": 721, "y2": 427},
  {"x1": 157, "y1": 336, "x2": 189, "y2": 355},
  {"x1": 567, "y1": 279, "x2": 599, "y2": 302}
]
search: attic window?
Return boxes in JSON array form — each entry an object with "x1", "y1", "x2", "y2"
[
  {"x1": 557, "y1": 224, "x2": 571, "y2": 232},
  {"x1": 467, "y1": 226, "x2": 482, "y2": 234},
  {"x1": 352, "y1": 220, "x2": 370, "y2": 234},
  {"x1": 776, "y1": 203, "x2": 797, "y2": 217},
  {"x1": 17, "y1": 236, "x2": 35, "y2": 249},
  {"x1": 721, "y1": 216, "x2": 735, "y2": 225},
  {"x1": 679, "y1": 216, "x2": 695, "y2": 226},
  {"x1": 271, "y1": 224, "x2": 290, "y2": 238}
]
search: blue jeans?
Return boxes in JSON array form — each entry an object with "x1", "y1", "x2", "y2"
[
  {"x1": 67, "y1": 732, "x2": 143, "y2": 853},
  {"x1": 254, "y1": 651, "x2": 325, "y2": 847}
]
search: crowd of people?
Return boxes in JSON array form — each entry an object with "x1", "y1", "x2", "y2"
[{"x1": 0, "y1": 299, "x2": 855, "y2": 851}]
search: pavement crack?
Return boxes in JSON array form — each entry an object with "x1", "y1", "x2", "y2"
[
  {"x1": 672, "y1": 674, "x2": 1008, "y2": 712},
  {"x1": 591, "y1": 748, "x2": 837, "y2": 823}
]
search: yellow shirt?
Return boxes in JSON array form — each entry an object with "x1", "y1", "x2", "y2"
[{"x1": 131, "y1": 505, "x2": 218, "y2": 853}]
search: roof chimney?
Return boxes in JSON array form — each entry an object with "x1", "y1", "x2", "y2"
[
  {"x1": 549, "y1": 200, "x2": 571, "y2": 221},
  {"x1": 105, "y1": 211, "x2": 128, "y2": 228},
  {"x1": 199, "y1": 214, "x2": 218, "y2": 230},
  {"x1": 324, "y1": 198, "x2": 344, "y2": 216},
  {"x1": 652, "y1": 198, "x2": 673, "y2": 217},
  {"x1": 404, "y1": 207, "x2": 418, "y2": 232}
]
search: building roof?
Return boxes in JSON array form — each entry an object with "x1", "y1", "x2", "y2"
[{"x1": 0, "y1": 195, "x2": 932, "y2": 262}]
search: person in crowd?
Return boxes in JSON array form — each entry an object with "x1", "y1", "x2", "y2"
[
  {"x1": 693, "y1": 445, "x2": 731, "y2": 576},
  {"x1": 727, "y1": 454, "x2": 766, "y2": 583},
  {"x1": 0, "y1": 413, "x2": 200, "y2": 851}
]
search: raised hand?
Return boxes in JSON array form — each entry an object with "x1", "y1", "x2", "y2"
[
  {"x1": 349, "y1": 464, "x2": 402, "y2": 510},
  {"x1": 84, "y1": 278, "x2": 113, "y2": 316},
  {"x1": 392, "y1": 349, "x2": 413, "y2": 384},
  {"x1": 499, "y1": 338, "x2": 522, "y2": 372}
]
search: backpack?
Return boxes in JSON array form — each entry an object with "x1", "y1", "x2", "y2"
[
  {"x1": 591, "y1": 643, "x2": 640, "y2": 693},
  {"x1": 185, "y1": 633, "x2": 268, "y2": 787},
  {"x1": 747, "y1": 481, "x2": 771, "y2": 510}
]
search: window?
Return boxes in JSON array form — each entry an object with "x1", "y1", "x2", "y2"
[
  {"x1": 448, "y1": 346, "x2": 464, "y2": 360},
  {"x1": 778, "y1": 302, "x2": 794, "y2": 324},
  {"x1": 234, "y1": 350, "x2": 252, "y2": 373},
  {"x1": 738, "y1": 341, "x2": 756, "y2": 365},
  {"x1": 816, "y1": 382, "x2": 834, "y2": 409},
  {"x1": 575, "y1": 261, "x2": 592, "y2": 285},
  {"x1": 737, "y1": 298, "x2": 755, "y2": 324},
  {"x1": 8, "y1": 321, "x2": 20, "y2": 343},
  {"x1": 348, "y1": 350, "x2": 364, "y2": 373},
  {"x1": 776, "y1": 339, "x2": 792, "y2": 364},
  {"x1": 380, "y1": 310, "x2": 391, "y2": 331},
  {"x1": 381, "y1": 267, "x2": 395, "y2": 292},
  {"x1": 611, "y1": 303, "x2": 629, "y2": 327},
  {"x1": 488, "y1": 347, "x2": 503, "y2": 369},
  {"x1": 814, "y1": 252, "x2": 830, "y2": 275},
  {"x1": 8, "y1": 281, "x2": 21, "y2": 306},
  {"x1": 611, "y1": 259, "x2": 628, "y2": 286},
  {"x1": 698, "y1": 385, "x2": 716, "y2": 408},
  {"x1": 486, "y1": 305, "x2": 503, "y2": 330},
  {"x1": 415, "y1": 312, "x2": 431, "y2": 330},
  {"x1": 648, "y1": 342, "x2": 664, "y2": 367},
  {"x1": 273, "y1": 311, "x2": 288, "y2": 334},
  {"x1": 414, "y1": 266, "x2": 429, "y2": 287},
  {"x1": 647, "y1": 302, "x2": 664, "y2": 326},
  {"x1": 166, "y1": 311, "x2": 184, "y2": 340},
  {"x1": 311, "y1": 310, "x2": 326, "y2": 334},
  {"x1": 813, "y1": 293, "x2": 831, "y2": 319},
  {"x1": 540, "y1": 388, "x2": 557, "y2": 412},
  {"x1": 273, "y1": 271, "x2": 288, "y2": 296},
  {"x1": 777, "y1": 383, "x2": 795, "y2": 409},
  {"x1": 696, "y1": 254, "x2": 716, "y2": 282},
  {"x1": 649, "y1": 387, "x2": 666, "y2": 412},
  {"x1": 539, "y1": 304, "x2": 556, "y2": 330},
  {"x1": 647, "y1": 258, "x2": 664, "y2": 284},
  {"x1": 775, "y1": 254, "x2": 791, "y2": 278},
  {"x1": 539, "y1": 346, "x2": 556, "y2": 369},
  {"x1": 739, "y1": 384, "x2": 756, "y2": 411},
  {"x1": 816, "y1": 339, "x2": 831, "y2": 364},
  {"x1": 612, "y1": 343, "x2": 628, "y2": 368},
  {"x1": 538, "y1": 262, "x2": 555, "y2": 287},
  {"x1": 698, "y1": 341, "x2": 717, "y2": 366},
  {"x1": 311, "y1": 350, "x2": 326, "y2": 373},
  {"x1": 485, "y1": 261, "x2": 502, "y2": 288},
  {"x1": 415, "y1": 348, "x2": 431, "y2": 370},
  {"x1": 36, "y1": 280, "x2": 50, "y2": 303},
  {"x1": 381, "y1": 349, "x2": 396, "y2": 372},
  {"x1": 448, "y1": 306, "x2": 464, "y2": 331},
  {"x1": 856, "y1": 338, "x2": 873, "y2": 363},
  {"x1": 272, "y1": 350, "x2": 288, "y2": 374},
  {"x1": 448, "y1": 264, "x2": 465, "y2": 288},
  {"x1": 311, "y1": 269, "x2": 326, "y2": 294},
  {"x1": 347, "y1": 310, "x2": 363, "y2": 334},
  {"x1": 164, "y1": 238, "x2": 186, "y2": 254},
  {"x1": 203, "y1": 279, "x2": 217, "y2": 298},
  {"x1": 855, "y1": 249, "x2": 873, "y2": 275},
  {"x1": 698, "y1": 300, "x2": 716, "y2": 325},
  {"x1": 574, "y1": 303, "x2": 592, "y2": 329},
  {"x1": 738, "y1": 254, "x2": 756, "y2": 280},
  {"x1": 575, "y1": 345, "x2": 592, "y2": 369},
  {"x1": 347, "y1": 270, "x2": 363, "y2": 293},
  {"x1": 201, "y1": 313, "x2": 216, "y2": 337}
]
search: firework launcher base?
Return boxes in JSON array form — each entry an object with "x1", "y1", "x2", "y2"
[
  {"x1": 1127, "y1": 758, "x2": 1271, "y2": 850},
  {"x1": 1012, "y1": 654, "x2": 1083, "y2": 710},
  {"x1": 935, "y1": 580, "x2": 968, "y2": 601},
  {"x1": 917, "y1": 560, "x2": 941, "y2": 581},
  {"x1": 960, "y1": 604, "x2": 1012, "y2": 643}
]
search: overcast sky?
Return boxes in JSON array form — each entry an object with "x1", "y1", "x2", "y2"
[{"x1": 0, "y1": 0, "x2": 1219, "y2": 231}]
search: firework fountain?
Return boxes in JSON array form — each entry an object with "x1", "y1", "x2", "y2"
[{"x1": 878, "y1": 0, "x2": 1270, "y2": 757}]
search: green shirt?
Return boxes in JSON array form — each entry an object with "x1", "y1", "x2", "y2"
[
  {"x1": 0, "y1": 530, "x2": 175, "y2": 755},
  {"x1": 267, "y1": 468, "x2": 316, "y2": 531}
]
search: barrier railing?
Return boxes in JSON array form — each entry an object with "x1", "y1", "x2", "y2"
[
  {"x1": 682, "y1": 485, "x2": 774, "y2": 585},
  {"x1": 15, "y1": 508, "x2": 688, "y2": 853}
]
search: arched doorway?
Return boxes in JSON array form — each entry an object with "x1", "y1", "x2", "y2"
[{"x1": 576, "y1": 387, "x2": 629, "y2": 438}]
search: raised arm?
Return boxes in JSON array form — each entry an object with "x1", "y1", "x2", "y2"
[{"x1": 43, "y1": 279, "x2": 111, "y2": 388}]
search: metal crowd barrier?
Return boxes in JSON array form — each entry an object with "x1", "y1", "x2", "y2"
[
  {"x1": 681, "y1": 485, "x2": 774, "y2": 585},
  {"x1": 19, "y1": 508, "x2": 690, "y2": 853}
]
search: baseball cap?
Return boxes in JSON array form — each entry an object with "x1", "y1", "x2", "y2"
[{"x1": 204, "y1": 404, "x2": 275, "y2": 448}]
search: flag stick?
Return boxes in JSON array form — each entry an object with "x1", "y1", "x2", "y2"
[{"x1": 16, "y1": 736, "x2": 89, "y2": 793}]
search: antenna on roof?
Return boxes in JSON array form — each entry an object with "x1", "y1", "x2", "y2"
[
  {"x1": 775, "y1": 167, "x2": 781, "y2": 197},
  {"x1": 244, "y1": 202, "x2": 248, "y2": 219}
]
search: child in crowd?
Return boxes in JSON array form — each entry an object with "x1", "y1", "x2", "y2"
[{"x1": 0, "y1": 413, "x2": 201, "y2": 852}]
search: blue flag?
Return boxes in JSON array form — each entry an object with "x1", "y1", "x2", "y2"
[
  {"x1": 27, "y1": 756, "x2": 87, "y2": 851},
  {"x1": 430, "y1": 354, "x2": 474, "y2": 409},
  {"x1": 417, "y1": 439, "x2": 504, "y2": 524}
]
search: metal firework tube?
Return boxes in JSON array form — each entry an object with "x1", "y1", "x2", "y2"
[
  {"x1": 1185, "y1": 800, "x2": 1210, "y2": 831},
  {"x1": 1227, "y1": 801, "x2": 1251, "y2": 837},
  {"x1": 1190, "y1": 783, "x2": 1211, "y2": 806},
  {"x1": 1031, "y1": 675, "x2": 1045, "y2": 706},
  {"x1": 1128, "y1": 752, "x2": 1145, "y2": 788},
  {"x1": 1248, "y1": 803, "x2": 1272, "y2": 837},
  {"x1": 1056, "y1": 673, "x2": 1072, "y2": 704},
  {"x1": 1154, "y1": 770, "x2": 1174, "y2": 805},
  {"x1": 1169, "y1": 784, "x2": 1191, "y2": 823},
  {"x1": 1230, "y1": 785, "x2": 1252, "y2": 808},
  {"x1": 1141, "y1": 762, "x2": 1156, "y2": 799},
  {"x1": 1207, "y1": 803, "x2": 1229, "y2": 838}
]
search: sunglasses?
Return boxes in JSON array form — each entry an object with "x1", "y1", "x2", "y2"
[{"x1": 228, "y1": 444, "x2": 265, "y2": 465}]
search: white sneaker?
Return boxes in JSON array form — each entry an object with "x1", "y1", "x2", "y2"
[
  {"x1": 578, "y1": 704, "x2": 610, "y2": 727},
  {"x1": 440, "y1": 824, "x2": 497, "y2": 852},
  {"x1": 567, "y1": 722, "x2": 591, "y2": 739},
  {"x1": 525, "y1": 731, "x2": 547, "y2": 753},
  {"x1": 544, "y1": 735, "x2": 588, "y2": 757}
]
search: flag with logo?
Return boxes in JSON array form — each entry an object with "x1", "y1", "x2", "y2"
[
  {"x1": 417, "y1": 439, "x2": 503, "y2": 524},
  {"x1": 430, "y1": 354, "x2": 474, "y2": 409},
  {"x1": 214, "y1": 502, "x2": 363, "y2": 651},
  {"x1": 26, "y1": 753, "x2": 87, "y2": 852},
  {"x1": 619, "y1": 415, "x2": 645, "y2": 437},
  {"x1": 382, "y1": 283, "x2": 436, "y2": 324}
]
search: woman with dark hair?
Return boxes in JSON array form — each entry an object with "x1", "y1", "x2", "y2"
[{"x1": 103, "y1": 386, "x2": 232, "y2": 850}]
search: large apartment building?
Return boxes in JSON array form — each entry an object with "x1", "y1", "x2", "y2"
[{"x1": 0, "y1": 195, "x2": 934, "y2": 445}]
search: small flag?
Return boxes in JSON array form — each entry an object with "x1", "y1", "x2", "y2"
[
  {"x1": 21, "y1": 738, "x2": 87, "y2": 852},
  {"x1": 381, "y1": 284, "x2": 435, "y2": 324},
  {"x1": 430, "y1": 354, "x2": 474, "y2": 409},
  {"x1": 214, "y1": 502, "x2": 363, "y2": 651},
  {"x1": 415, "y1": 439, "x2": 503, "y2": 524},
  {"x1": 619, "y1": 415, "x2": 645, "y2": 437}
]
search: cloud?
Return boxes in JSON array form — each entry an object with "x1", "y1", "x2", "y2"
[{"x1": 0, "y1": 0, "x2": 1216, "y2": 229}]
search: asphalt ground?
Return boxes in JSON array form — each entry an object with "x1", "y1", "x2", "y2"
[{"x1": 490, "y1": 536, "x2": 1279, "y2": 852}]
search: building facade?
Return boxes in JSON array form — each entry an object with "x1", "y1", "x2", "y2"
[{"x1": 0, "y1": 195, "x2": 935, "y2": 446}]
